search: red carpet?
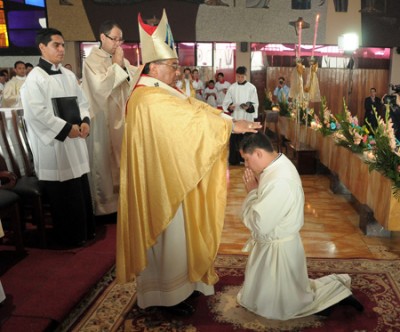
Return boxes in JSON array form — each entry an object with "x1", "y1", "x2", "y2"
[
  {"x1": 115, "y1": 255, "x2": 400, "y2": 331},
  {"x1": 0, "y1": 223, "x2": 116, "y2": 332}
]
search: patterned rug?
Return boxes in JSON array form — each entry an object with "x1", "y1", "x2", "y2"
[{"x1": 70, "y1": 255, "x2": 400, "y2": 332}]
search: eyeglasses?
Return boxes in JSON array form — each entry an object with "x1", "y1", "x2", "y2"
[
  {"x1": 157, "y1": 62, "x2": 180, "y2": 70},
  {"x1": 104, "y1": 34, "x2": 125, "y2": 43}
]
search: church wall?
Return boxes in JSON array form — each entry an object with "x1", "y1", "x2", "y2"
[{"x1": 44, "y1": 0, "x2": 365, "y2": 47}]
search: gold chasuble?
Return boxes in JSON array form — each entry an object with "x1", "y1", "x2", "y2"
[{"x1": 116, "y1": 75, "x2": 232, "y2": 285}]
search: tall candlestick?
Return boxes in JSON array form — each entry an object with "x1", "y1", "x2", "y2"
[
  {"x1": 298, "y1": 21, "x2": 302, "y2": 58},
  {"x1": 311, "y1": 14, "x2": 320, "y2": 58},
  {"x1": 136, "y1": 46, "x2": 140, "y2": 66}
]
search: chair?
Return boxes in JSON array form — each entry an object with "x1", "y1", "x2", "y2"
[
  {"x1": 11, "y1": 109, "x2": 35, "y2": 177},
  {"x1": 0, "y1": 162, "x2": 24, "y2": 252},
  {"x1": 0, "y1": 111, "x2": 47, "y2": 248},
  {"x1": 262, "y1": 110, "x2": 282, "y2": 152}
]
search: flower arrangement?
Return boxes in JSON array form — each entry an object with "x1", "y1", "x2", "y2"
[
  {"x1": 278, "y1": 101, "x2": 291, "y2": 117},
  {"x1": 264, "y1": 90, "x2": 290, "y2": 117},
  {"x1": 310, "y1": 96, "x2": 338, "y2": 136},
  {"x1": 364, "y1": 106, "x2": 400, "y2": 199},
  {"x1": 290, "y1": 104, "x2": 314, "y2": 125},
  {"x1": 333, "y1": 98, "x2": 372, "y2": 154}
]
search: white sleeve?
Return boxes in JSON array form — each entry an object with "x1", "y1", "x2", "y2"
[{"x1": 222, "y1": 86, "x2": 234, "y2": 112}]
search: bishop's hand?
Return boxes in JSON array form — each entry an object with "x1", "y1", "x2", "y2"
[{"x1": 232, "y1": 120, "x2": 262, "y2": 134}]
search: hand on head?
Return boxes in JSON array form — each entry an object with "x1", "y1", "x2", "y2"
[{"x1": 233, "y1": 120, "x2": 262, "y2": 134}]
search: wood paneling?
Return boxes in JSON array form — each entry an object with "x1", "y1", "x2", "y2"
[{"x1": 256, "y1": 67, "x2": 389, "y2": 124}]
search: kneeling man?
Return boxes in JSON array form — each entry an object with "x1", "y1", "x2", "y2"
[{"x1": 237, "y1": 133, "x2": 363, "y2": 320}]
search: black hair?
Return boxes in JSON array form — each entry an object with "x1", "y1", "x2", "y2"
[
  {"x1": 208, "y1": 79, "x2": 215, "y2": 84},
  {"x1": 25, "y1": 63, "x2": 34, "y2": 68},
  {"x1": 217, "y1": 72, "x2": 224, "y2": 77},
  {"x1": 240, "y1": 132, "x2": 274, "y2": 154},
  {"x1": 183, "y1": 67, "x2": 191, "y2": 73},
  {"x1": 192, "y1": 68, "x2": 199, "y2": 73},
  {"x1": 99, "y1": 20, "x2": 122, "y2": 37},
  {"x1": 279, "y1": 76, "x2": 285, "y2": 81},
  {"x1": 143, "y1": 63, "x2": 151, "y2": 74},
  {"x1": 236, "y1": 66, "x2": 247, "y2": 75},
  {"x1": 35, "y1": 28, "x2": 63, "y2": 49},
  {"x1": 0, "y1": 71, "x2": 5, "y2": 77},
  {"x1": 14, "y1": 61, "x2": 25, "y2": 68}
]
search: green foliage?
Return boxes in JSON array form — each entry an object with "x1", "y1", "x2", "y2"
[
  {"x1": 278, "y1": 101, "x2": 291, "y2": 117},
  {"x1": 364, "y1": 108, "x2": 400, "y2": 199},
  {"x1": 334, "y1": 98, "x2": 371, "y2": 154},
  {"x1": 314, "y1": 96, "x2": 338, "y2": 136}
]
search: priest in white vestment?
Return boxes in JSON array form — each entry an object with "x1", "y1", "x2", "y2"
[
  {"x1": 237, "y1": 133, "x2": 363, "y2": 320},
  {"x1": 82, "y1": 20, "x2": 135, "y2": 217},
  {"x1": 116, "y1": 9, "x2": 261, "y2": 316},
  {"x1": 1, "y1": 61, "x2": 26, "y2": 108}
]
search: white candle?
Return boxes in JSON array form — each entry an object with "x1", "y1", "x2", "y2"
[
  {"x1": 298, "y1": 21, "x2": 302, "y2": 58},
  {"x1": 311, "y1": 14, "x2": 320, "y2": 58},
  {"x1": 136, "y1": 47, "x2": 140, "y2": 66}
]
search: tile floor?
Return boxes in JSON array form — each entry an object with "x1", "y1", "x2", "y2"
[{"x1": 219, "y1": 166, "x2": 400, "y2": 260}]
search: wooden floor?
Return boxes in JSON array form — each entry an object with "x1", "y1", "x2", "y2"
[{"x1": 219, "y1": 165, "x2": 400, "y2": 260}]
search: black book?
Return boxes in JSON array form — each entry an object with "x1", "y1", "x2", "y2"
[{"x1": 51, "y1": 96, "x2": 81, "y2": 124}]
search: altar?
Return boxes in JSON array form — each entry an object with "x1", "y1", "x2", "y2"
[{"x1": 277, "y1": 116, "x2": 400, "y2": 232}]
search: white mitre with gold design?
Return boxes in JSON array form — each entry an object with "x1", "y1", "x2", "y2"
[{"x1": 138, "y1": 9, "x2": 178, "y2": 63}]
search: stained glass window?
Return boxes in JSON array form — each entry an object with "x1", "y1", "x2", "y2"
[
  {"x1": 0, "y1": 0, "x2": 9, "y2": 48},
  {"x1": 25, "y1": 0, "x2": 45, "y2": 7},
  {"x1": 1, "y1": 0, "x2": 46, "y2": 54}
]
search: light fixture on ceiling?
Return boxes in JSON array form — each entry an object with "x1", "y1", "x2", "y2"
[
  {"x1": 289, "y1": 17, "x2": 310, "y2": 36},
  {"x1": 338, "y1": 33, "x2": 359, "y2": 52}
]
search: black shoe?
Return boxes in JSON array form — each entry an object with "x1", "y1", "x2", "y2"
[
  {"x1": 87, "y1": 232, "x2": 96, "y2": 241},
  {"x1": 188, "y1": 290, "x2": 202, "y2": 299},
  {"x1": 339, "y1": 295, "x2": 364, "y2": 312},
  {"x1": 315, "y1": 305, "x2": 334, "y2": 317},
  {"x1": 163, "y1": 301, "x2": 195, "y2": 316}
]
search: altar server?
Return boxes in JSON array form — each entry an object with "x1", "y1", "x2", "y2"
[
  {"x1": 223, "y1": 66, "x2": 259, "y2": 165},
  {"x1": 20, "y1": 28, "x2": 95, "y2": 247},
  {"x1": 215, "y1": 72, "x2": 230, "y2": 109}
]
